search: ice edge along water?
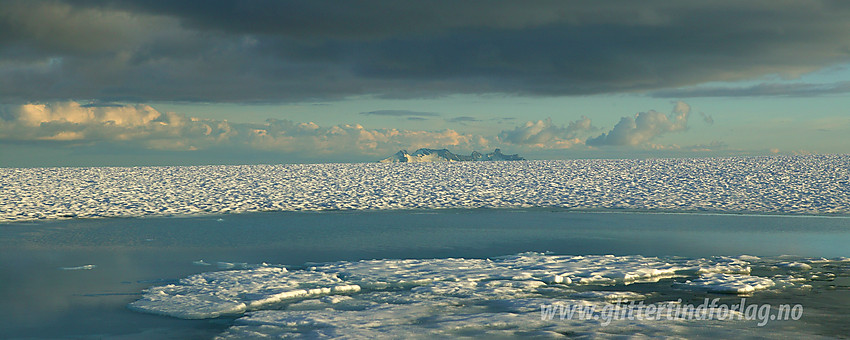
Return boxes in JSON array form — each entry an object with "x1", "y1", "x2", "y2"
[
  {"x1": 2, "y1": 154, "x2": 849, "y2": 222},
  {"x1": 5, "y1": 155, "x2": 847, "y2": 338},
  {"x1": 129, "y1": 253, "x2": 844, "y2": 339}
]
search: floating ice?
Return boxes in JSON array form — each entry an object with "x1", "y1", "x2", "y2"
[
  {"x1": 496, "y1": 253, "x2": 689, "y2": 285},
  {"x1": 777, "y1": 262, "x2": 813, "y2": 270},
  {"x1": 128, "y1": 253, "x2": 810, "y2": 320},
  {"x1": 694, "y1": 256, "x2": 752, "y2": 275},
  {"x1": 128, "y1": 267, "x2": 358, "y2": 319},
  {"x1": 571, "y1": 291, "x2": 648, "y2": 301},
  {"x1": 3, "y1": 155, "x2": 849, "y2": 222},
  {"x1": 673, "y1": 273, "x2": 776, "y2": 294},
  {"x1": 59, "y1": 264, "x2": 96, "y2": 270},
  {"x1": 126, "y1": 253, "x2": 832, "y2": 338}
]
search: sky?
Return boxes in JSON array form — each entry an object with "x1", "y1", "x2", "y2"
[{"x1": 2, "y1": 0, "x2": 850, "y2": 167}]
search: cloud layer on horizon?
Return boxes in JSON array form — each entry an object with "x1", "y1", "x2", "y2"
[
  {"x1": 1, "y1": 101, "x2": 716, "y2": 162},
  {"x1": 651, "y1": 81, "x2": 850, "y2": 98},
  {"x1": 2, "y1": 1, "x2": 850, "y2": 103},
  {"x1": 359, "y1": 110, "x2": 440, "y2": 118},
  {"x1": 0, "y1": 102, "x2": 491, "y2": 157}
]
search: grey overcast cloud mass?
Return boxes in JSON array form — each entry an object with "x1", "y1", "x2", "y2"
[
  {"x1": 2, "y1": 0, "x2": 850, "y2": 166},
  {"x1": 3, "y1": 0, "x2": 850, "y2": 103}
]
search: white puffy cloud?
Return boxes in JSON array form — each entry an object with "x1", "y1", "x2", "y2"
[
  {"x1": 586, "y1": 101, "x2": 690, "y2": 147},
  {"x1": 498, "y1": 116, "x2": 593, "y2": 149},
  {"x1": 0, "y1": 101, "x2": 229, "y2": 150},
  {"x1": 16, "y1": 102, "x2": 161, "y2": 127}
]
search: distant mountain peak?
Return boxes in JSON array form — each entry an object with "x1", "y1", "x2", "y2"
[{"x1": 379, "y1": 148, "x2": 524, "y2": 163}]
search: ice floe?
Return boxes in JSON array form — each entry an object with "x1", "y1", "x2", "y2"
[
  {"x1": 777, "y1": 262, "x2": 813, "y2": 270},
  {"x1": 125, "y1": 253, "x2": 835, "y2": 338},
  {"x1": 2, "y1": 155, "x2": 849, "y2": 222},
  {"x1": 672, "y1": 273, "x2": 776, "y2": 294},
  {"x1": 128, "y1": 267, "x2": 360, "y2": 319},
  {"x1": 129, "y1": 253, "x2": 815, "y2": 319},
  {"x1": 59, "y1": 264, "x2": 96, "y2": 270}
]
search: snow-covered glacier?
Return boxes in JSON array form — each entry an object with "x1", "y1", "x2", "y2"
[{"x1": 2, "y1": 155, "x2": 848, "y2": 222}]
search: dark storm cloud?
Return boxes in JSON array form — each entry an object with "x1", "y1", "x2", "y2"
[
  {"x1": 3, "y1": 0, "x2": 850, "y2": 103},
  {"x1": 651, "y1": 81, "x2": 850, "y2": 98},
  {"x1": 447, "y1": 116, "x2": 481, "y2": 123}
]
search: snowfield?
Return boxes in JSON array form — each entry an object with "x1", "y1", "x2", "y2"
[{"x1": 2, "y1": 155, "x2": 848, "y2": 221}]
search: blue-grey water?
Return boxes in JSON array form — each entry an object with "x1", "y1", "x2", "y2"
[{"x1": 1, "y1": 209, "x2": 849, "y2": 339}]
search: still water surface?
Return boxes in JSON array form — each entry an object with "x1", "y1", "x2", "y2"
[{"x1": 1, "y1": 209, "x2": 848, "y2": 338}]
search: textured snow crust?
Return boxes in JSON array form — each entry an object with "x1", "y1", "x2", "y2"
[{"x1": 3, "y1": 155, "x2": 848, "y2": 221}]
